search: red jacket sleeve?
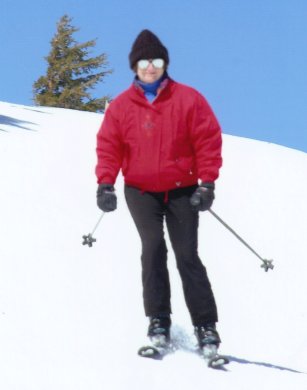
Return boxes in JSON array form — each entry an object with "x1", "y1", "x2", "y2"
[
  {"x1": 95, "y1": 104, "x2": 124, "y2": 184},
  {"x1": 190, "y1": 93, "x2": 222, "y2": 183}
]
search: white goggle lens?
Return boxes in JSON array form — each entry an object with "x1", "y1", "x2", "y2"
[
  {"x1": 137, "y1": 58, "x2": 165, "y2": 70},
  {"x1": 152, "y1": 58, "x2": 164, "y2": 68}
]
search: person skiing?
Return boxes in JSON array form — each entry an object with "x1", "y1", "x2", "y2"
[{"x1": 95, "y1": 29, "x2": 223, "y2": 355}]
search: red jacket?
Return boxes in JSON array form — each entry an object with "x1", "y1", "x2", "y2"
[{"x1": 96, "y1": 78, "x2": 222, "y2": 192}]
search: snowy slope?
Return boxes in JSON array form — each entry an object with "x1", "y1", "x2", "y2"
[{"x1": 0, "y1": 101, "x2": 306, "y2": 390}]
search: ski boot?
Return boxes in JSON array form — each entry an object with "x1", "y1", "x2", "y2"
[
  {"x1": 195, "y1": 323, "x2": 229, "y2": 368},
  {"x1": 138, "y1": 315, "x2": 172, "y2": 359}
]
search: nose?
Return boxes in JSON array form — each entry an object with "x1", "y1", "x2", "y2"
[{"x1": 146, "y1": 62, "x2": 155, "y2": 71}]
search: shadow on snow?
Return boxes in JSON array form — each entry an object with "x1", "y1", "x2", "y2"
[
  {"x1": 227, "y1": 355, "x2": 305, "y2": 374},
  {"x1": 171, "y1": 325, "x2": 305, "y2": 374},
  {"x1": 0, "y1": 115, "x2": 37, "y2": 132}
]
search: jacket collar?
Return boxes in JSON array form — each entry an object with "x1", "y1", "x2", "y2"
[{"x1": 130, "y1": 73, "x2": 174, "y2": 105}]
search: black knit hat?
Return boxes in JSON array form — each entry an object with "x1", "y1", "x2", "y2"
[{"x1": 129, "y1": 29, "x2": 169, "y2": 69}]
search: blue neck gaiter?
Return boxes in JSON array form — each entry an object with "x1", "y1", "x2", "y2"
[{"x1": 136, "y1": 73, "x2": 167, "y2": 102}]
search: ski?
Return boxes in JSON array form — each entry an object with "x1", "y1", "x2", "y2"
[
  {"x1": 138, "y1": 345, "x2": 169, "y2": 360},
  {"x1": 138, "y1": 343, "x2": 229, "y2": 367},
  {"x1": 200, "y1": 344, "x2": 229, "y2": 369},
  {"x1": 138, "y1": 330, "x2": 229, "y2": 368},
  {"x1": 138, "y1": 335, "x2": 174, "y2": 360}
]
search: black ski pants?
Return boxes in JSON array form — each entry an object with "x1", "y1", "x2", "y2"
[{"x1": 124, "y1": 184, "x2": 218, "y2": 326}]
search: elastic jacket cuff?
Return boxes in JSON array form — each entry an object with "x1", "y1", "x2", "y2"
[{"x1": 200, "y1": 182, "x2": 215, "y2": 190}]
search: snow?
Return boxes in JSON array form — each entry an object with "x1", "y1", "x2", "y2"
[{"x1": 1, "y1": 100, "x2": 306, "y2": 389}]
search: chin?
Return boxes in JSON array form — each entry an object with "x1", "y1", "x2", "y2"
[{"x1": 146, "y1": 76, "x2": 158, "y2": 82}]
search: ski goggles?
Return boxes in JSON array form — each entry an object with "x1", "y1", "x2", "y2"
[{"x1": 137, "y1": 58, "x2": 165, "y2": 70}]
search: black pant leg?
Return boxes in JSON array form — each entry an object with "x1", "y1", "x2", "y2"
[
  {"x1": 124, "y1": 185, "x2": 171, "y2": 317},
  {"x1": 165, "y1": 186, "x2": 218, "y2": 326}
]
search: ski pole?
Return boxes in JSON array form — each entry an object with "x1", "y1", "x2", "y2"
[
  {"x1": 82, "y1": 212, "x2": 105, "y2": 247},
  {"x1": 208, "y1": 209, "x2": 274, "y2": 272}
]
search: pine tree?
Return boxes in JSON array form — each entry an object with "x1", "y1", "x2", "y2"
[{"x1": 33, "y1": 15, "x2": 112, "y2": 112}]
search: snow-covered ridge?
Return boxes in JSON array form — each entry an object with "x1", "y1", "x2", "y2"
[{"x1": 1, "y1": 101, "x2": 306, "y2": 389}]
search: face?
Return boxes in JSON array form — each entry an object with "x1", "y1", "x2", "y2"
[{"x1": 136, "y1": 59, "x2": 165, "y2": 84}]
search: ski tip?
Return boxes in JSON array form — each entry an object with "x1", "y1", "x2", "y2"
[
  {"x1": 207, "y1": 355, "x2": 230, "y2": 369},
  {"x1": 138, "y1": 346, "x2": 163, "y2": 360}
]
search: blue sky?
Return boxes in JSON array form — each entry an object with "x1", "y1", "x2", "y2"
[{"x1": 1, "y1": 0, "x2": 307, "y2": 153}]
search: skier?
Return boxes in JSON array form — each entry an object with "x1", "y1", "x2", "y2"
[{"x1": 95, "y1": 30, "x2": 223, "y2": 358}]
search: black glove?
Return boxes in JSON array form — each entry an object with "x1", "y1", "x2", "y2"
[
  {"x1": 190, "y1": 182, "x2": 215, "y2": 211},
  {"x1": 97, "y1": 184, "x2": 117, "y2": 212}
]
